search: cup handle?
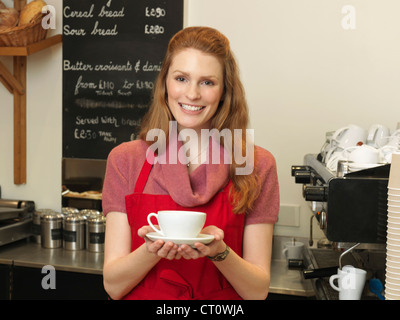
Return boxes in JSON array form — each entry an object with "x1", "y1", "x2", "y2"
[
  {"x1": 147, "y1": 213, "x2": 164, "y2": 236},
  {"x1": 329, "y1": 274, "x2": 341, "y2": 292},
  {"x1": 367, "y1": 125, "x2": 379, "y2": 143},
  {"x1": 325, "y1": 147, "x2": 335, "y2": 161},
  {"x1": 331, "y1": 126, "x2": 349, "y2": 143},
  {"x1": 282, "y1": 248, "x2": 288, "y2": 258},
  {"x1": 343, "y1": 145, "x2": 357, "y2": 155}
]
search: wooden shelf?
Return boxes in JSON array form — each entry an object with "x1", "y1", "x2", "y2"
[
  {"x1": 0, "y1": 34, "x2": 62, "y2": 185},
  {"x1": 0, "y1": 34, "x2": 62, "y2": 56}
]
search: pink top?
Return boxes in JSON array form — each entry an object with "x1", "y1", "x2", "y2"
[{"x1": 102, "y1": 139, "x2": 280, "y2": 225}]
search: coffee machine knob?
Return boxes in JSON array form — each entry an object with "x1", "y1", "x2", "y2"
[
  {"x1": 291, "y1": 165, "x2": 309, "y2": 176},
  {"x1": 295, "y1": 171, "x2": 311, "y2": 184},
  {"x1": 291, "y1": 166, "x2": 311, "y2": 184},
  {"x1": 303, "y1": 186, "x2": 328, "y2": 202}
]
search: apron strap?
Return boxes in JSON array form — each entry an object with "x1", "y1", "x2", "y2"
[
  {"x1": 134, "y1": 151, "x2": 155, "y2": 193},
  {"x1": 224, "y1": 179, "x2": 233, "y2": 191}
]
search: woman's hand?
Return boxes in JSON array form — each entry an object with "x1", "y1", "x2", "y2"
[
  {"x1": 177, "y1": 225, "x2": 226, "y2": 260},
  {"x1": 138, "y1": 225, "x2": 182, "y2": 260},
  {"x1": 138, "y1": 225, "x2": 226, "y2": 261}
]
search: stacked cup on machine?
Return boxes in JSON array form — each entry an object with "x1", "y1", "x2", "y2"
[{"x1": 385, "y1": 152, "x2": 400, "y2": 300}]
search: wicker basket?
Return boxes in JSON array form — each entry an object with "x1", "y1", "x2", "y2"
[{"x1": 0, "y1": 13, "x2": 47, "y2": 47}]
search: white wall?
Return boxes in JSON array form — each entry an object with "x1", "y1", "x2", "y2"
[
  {"x1": 186, "y1": 0, "x2": 400, "y2": 238},
  {"x1": 1, "y1": 0, "x2": 399, "y2": 239}
]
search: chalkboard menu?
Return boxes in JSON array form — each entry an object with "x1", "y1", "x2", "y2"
[{"x1": 62, "y1": 0, "x2": 183, "y2": 159}]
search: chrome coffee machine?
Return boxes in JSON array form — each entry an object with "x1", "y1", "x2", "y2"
[
  {"x1": 292, "y1": 154, "x2": 389, "y2": 244},
  {"x1": 292, "y1": 155, "x2": 389, "y2": 299}
]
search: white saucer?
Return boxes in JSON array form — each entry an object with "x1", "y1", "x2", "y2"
[
  {"x1": 146, "y1": 232, "x2": 214, "y2": 247},
  {"x1": 348, "y1": 163, "x2": 382, "y2": 170}
]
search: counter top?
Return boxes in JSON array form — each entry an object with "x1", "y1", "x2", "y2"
[
  {"x1": 0, "y1": 236, "x2": 315, "y2": 297},
  {"x1": 269, "y1": 259, "x2": 314, "y2": 297},
  {"x1": 269, "y1": 235, "x2": 314, "y2": 297},
  {"x1": 0, "y1": 240, "x2": 103, "y2": 275}
]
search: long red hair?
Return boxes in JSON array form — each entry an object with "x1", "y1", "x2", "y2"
[{"x1": 139, "y1": 27, "x2": 260, "y2": 213}]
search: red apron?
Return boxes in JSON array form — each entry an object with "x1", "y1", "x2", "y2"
[{"x1": 123, "y1": 154, "x2": 245, "y2": 300}]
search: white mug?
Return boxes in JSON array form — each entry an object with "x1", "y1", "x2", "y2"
[
  {"x1": 147, "y1": 210, "x2": 206, "y2": 238},
  {"x1": 329, "y1": 265, "x2": 367, "y2": 300},
  {"x1": 367, "y1": 124, "x2": 390, "y2": 148},
  {"x1": 385, "y1": 129, "x2": 400, "y2": 148},
  {"x1": 331, "y1": 124, "x2": 367, "y2": 149},
  {"x1": 325, "y1": 148, "x2": 346, "y2": 171},
  {"x1": 379, "y1": 145, "x2": 398, "y2": 164},
  {"x1": 282, "y1": 241, "x2": 304, "y2": 260}
]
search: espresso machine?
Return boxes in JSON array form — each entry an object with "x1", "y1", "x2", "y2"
[{"x1": 291, "y1": 154, "x2": 388, "y2": 299}]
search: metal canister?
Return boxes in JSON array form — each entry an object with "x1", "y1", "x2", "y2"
[
  {"x1": 79, "y1": 209, "x2": 101, "y2": 219},
  {"x1": 87, "y1": 215, "x2": 106, "y2": 252},
  {"x1": 41, "y1": 211, "x2": 63, "y2": 248},
  {"x1": 33, "y1": 209, "x2": 58, "y2": 243},
  {"x1": 63, "y1": 214, "x2": 84, "y2": 250},
  {"x1": 79, "y1": 209, "x2": 101, "y2": 249},
  {"x1": 62, "y1": 207, "x2": 79, "y2": 217},
  {"x1": 32, "y1": 210, "x2": 44, "y2": 244}
]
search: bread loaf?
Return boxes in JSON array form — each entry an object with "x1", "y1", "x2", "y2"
[
  {"x1": 0, "y1": 8, "x2": 19, "y2": 30},
  {"x1": 18, "y1": 0, "x2": 47, "y2": 26}
]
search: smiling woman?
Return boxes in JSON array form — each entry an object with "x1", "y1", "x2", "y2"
[
  {"x1": 102, "y1": 26, "x2": 280, "y2": 300},
  {"x1": 166, "y1": 48, "x2": 224, "y2": 133}
]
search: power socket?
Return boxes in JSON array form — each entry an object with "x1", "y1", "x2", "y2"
[{"x1": 276, "y1": 204, "x2": 300, "y2": 227}]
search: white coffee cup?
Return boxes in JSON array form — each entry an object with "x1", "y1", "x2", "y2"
[
  {"x1": 379, "y1": 145, "x2": 398, "y2": 163},
  {"x1": 367, "y1": 124, "x2": 390, "y2": 148},
  {"x1": 386, "y1": 129, "x2": 400, "y2": 148},
  {"x1": 331, "y1": 124, "x2": 367, "y2": 149},
  {"x1": 282, "y1": 241, "x2": 304, "y2": 260},
  {"x1": 329, "y1": 265, "x2": 367, "y2": 300},
  {"x1": 147, "y1": 210, "x2": 206, "y2": 238},
  {"x1": 325, "y1": 149, "x2": 346, "y2": 171},
  {"x1": 346, "y1": 145, "x2": 379, "y2": 164}
]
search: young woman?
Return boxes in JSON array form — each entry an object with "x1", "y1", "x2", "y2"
[{"x1": 102, "y1": 26, "x2": 279, "y2": 300}]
